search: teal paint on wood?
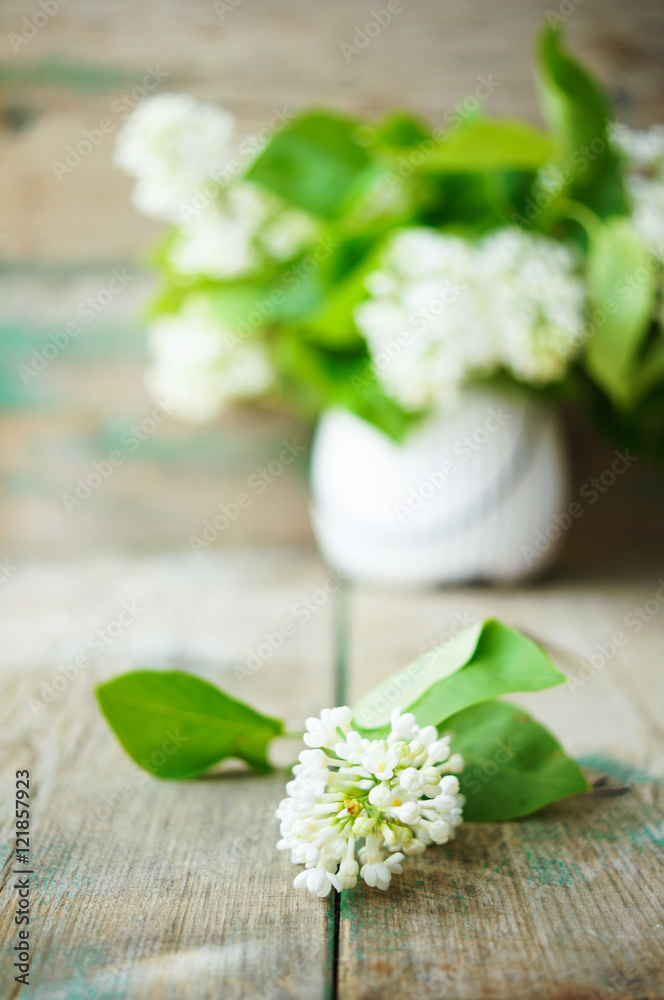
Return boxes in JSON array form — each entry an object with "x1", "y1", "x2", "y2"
[
  {"x1": 578, "y1": 753, "x2": 658, "y2": 786},
  {"x1": 86, "y1": 422, "x2": 311, "y2": 472},
  {"x1": 0, "y1": 322, "x2": 145, "y2": 360},
  {"x1": 522, "y1": 849, "x2": 580, "y2": 887},
  {"x1": 0, "y1": 60, "x2": 147, "y2": 92}
]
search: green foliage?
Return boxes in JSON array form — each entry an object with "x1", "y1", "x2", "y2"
[
  {"x1": 449, "y1": 700, "x2": 589, "y2": 821},
  {"x1": 97, "y1": 671, "x2": 283, "y2": 778},
  {"x1": 584, "y1": 217, "x2": 659, "y2": 406},
  {"x1": 353, "y1": 619, "x2": 586, "y2": 820},
  {"x1": 363, "y1": 110, "x2": 432, "y2": 150},
  {"x1": 535, "y1": 25, "x2": 627, "y2": 218},
  {"x1": 97, "y1": 621, "x2": 587, "y2": 820},
  {"x1": 272, "y1": 334, "x2": 415, "y2": 440},
  {"x1": 631, "y1": 330, "x2": 664, "y2": 404},
  {"x1": 413, "y1": 118, "x2": 554, "y2": 173},
  {"x1": 142, "y1": 24, "x2": 664, "y2": 450},
  {"x1": 246, "y1": 110, "x2": 373, "y2": 218},
  {"x1": 352, "y1": 619, "x2": 565, "y2": 735}
]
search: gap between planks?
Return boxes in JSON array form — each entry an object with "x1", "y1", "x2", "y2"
[
  {"x1": 330, "y1": 579, "x2": 352, "y2": 1000},
  {"x1": 337, "y1": 584, "x2": 664, "y2": 1000}
]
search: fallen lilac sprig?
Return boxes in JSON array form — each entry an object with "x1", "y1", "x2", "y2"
[{"x1": 276, "y1": 706, "x2": 464, "y2": 895}]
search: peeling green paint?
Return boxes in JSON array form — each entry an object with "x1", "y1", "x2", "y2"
[{"x1": 578, "y1": 753, "x2": 659, "y2": 786}]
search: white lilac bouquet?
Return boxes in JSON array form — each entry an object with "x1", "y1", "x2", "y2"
[
  {"x1": 97, "y1": 620, "x2": 589, "y2": 895},
  {"x1": 115, "y1": 27, "x2": 664, "y2": 453}
]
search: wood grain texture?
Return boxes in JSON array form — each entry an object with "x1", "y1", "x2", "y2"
[
  {"x1": 341, "y1": 583, "x2": 664, "y2": 1000},
  {"x1": 338, "y1": 787, "x2": 664, "y2": 1000},
  {"x1": 0, "y1": 551, "x2": 337, "y2": 1000},
  {"x1": 1, "y1": 0, "x2": 663, "y2": 263},
  {"x1": 1, "y1": 557, "x2": 664, "y2": 997},
  {"x1": 0, "y1": 272, "x2": 313, "y2": 558}
]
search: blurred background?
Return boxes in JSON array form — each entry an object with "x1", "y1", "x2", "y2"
[{"x1": 1, "y1": 0, "x2": 663, "y2": 575}]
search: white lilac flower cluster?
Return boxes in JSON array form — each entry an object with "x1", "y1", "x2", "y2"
[
  {"x1": 114, "y1": 93, "x2": 319, "y2": 279},
  {"x1": 114, "y1": 93, "x2": 236, "y2": 223},
  {"x1": 276, "y1": 706, "x2": 464, "y2": 896},
  {"x1": 612, "y1": 123, "x2": 664, "y2": 262},
  {"x1": 354, "y1": 227, "x2": 586, "y2": 411},
  {"x1": 146, "y1": 296, "x2": 274, "y2": 422},
  {"x1": 168, "y1": 181, "x2": 320, "y2": 280}
]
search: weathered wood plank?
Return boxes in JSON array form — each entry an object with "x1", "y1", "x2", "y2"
[
  {"x1": 0, "y1": 551, "x2": 337, "y2": 999},
  {"x1": 0, "y1": 272, "x2": 313, "y2": 558},
  {"x1": 340, "y1": 584, "x2": 664, "y2": 1000},
  {"x1": 1, "y1": 0, "x2": 663, "y2": 263}
]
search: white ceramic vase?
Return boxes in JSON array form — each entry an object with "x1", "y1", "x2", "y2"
[{"x1": 309, "y1": 388, "x2": 569, "y2": 586}]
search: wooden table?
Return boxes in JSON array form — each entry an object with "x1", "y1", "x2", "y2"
[
  {"x1": 1, "y1": 550, "x2": 663, "y2": 999},
  {"x1": 1, "y1": 1, "x2": 664, "y2": 995}
]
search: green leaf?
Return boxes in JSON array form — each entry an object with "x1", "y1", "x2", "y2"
[
  {"x1": 96, "y1": 670, "x2": 283, "y2": 778},
  {"x1": 631, "y1": 331, "x2": 664, "y2": 403},
  {"x1": 146, "y1": 276, "x2": 269, "y2": 324},
  {"x1": 535, "y1": 26, "x2": 626, "y2": 217},
  {"x1": 584, "y1": 217, "x2": 659, "y2": 406},
  {"x1": 207, "y1": 282, "x2": 274, "y2": 327},
  {"x1": 303, "y1": 238, "x2": 384, "y2": 349},
  {"x1": 413, "y1": 118, "x2": 554, "y2": 173},
  {"x1": 339, "y1": 361, "x2": 420, "y2": 441},
  {"x1": 273, "y1": 333, "x2": 351, "y2": 415},
  {"x1": 423, "y1": 170, "x2": 536, "y2": 231},
  {"x1": 246, "y1": 110, "x2": 372, "y2": 219},
  {"x1": 448, "y1": 700, "x2": 589, "y2": 821},
  {"x1": 273, "y1": 330, "x2": 417, "y2": 440},
  {"x1": 363, "y1": 110, "x2": 432, "y2": 149},
  {"x1": 353, "y1": 619, "x2": 565, "y2": 735}
]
